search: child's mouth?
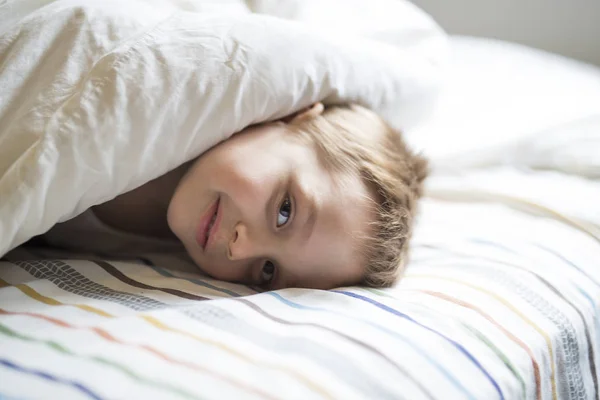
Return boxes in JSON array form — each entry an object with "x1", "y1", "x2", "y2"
[{"x1": 196, "y1": 198, "x2": 220, "y2": 251}]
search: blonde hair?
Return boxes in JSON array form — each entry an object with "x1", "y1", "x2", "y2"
[{"x1": 288, "y1": 104, "x2": 428, "y2": 287}]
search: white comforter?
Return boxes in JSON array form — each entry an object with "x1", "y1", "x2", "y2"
[{"x1": 0, "y1": 0, "x2": 448, "y2": 256}]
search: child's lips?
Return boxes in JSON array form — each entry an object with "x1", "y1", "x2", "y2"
[
  {"x1": 195, "y1": 198, "x2": 220, "y2": 251},
  {"x1": 205, "y1": 199, "x2": 222, "y2": 251}
]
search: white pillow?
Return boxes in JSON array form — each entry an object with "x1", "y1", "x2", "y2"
[
  {"x1": 0, "y1": 0, "x2": 448, "y2": 256},
  {"x1": 407, "y1": 36, "x2": 600, "y2": 177}
]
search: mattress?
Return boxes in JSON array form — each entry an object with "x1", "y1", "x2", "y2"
[{"x1": 1, "y1": 37, "x2": 599, "y2": 400}]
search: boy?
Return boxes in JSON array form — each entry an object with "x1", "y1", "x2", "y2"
[{"x1": 43, "y1": 103, "x2": 428, "y2": 289}]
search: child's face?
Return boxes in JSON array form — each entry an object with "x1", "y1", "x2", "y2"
[{"x1": 167, "y1": 123, "x2": 374, "y2": 290}]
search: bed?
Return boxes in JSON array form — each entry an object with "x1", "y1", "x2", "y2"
[{"x1": 1, "y1": 4, "x2": 600, "y2": 400}]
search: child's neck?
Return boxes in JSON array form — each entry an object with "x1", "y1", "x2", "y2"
[{"x1": 92, "y1": 163, "x2": 191, "y2": 239}]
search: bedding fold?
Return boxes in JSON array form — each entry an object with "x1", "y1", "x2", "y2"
[{"x1": 0, "y1": 0, "x2": 448, "y2": 256}]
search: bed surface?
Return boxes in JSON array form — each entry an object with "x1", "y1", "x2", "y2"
[{"x1": 1, "y1": 37, "x2": 599, "y2": 400}]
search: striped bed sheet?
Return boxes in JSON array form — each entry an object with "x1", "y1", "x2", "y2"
[{"x1": 1, "y1": 167, "x2": 599, "y2": 400}]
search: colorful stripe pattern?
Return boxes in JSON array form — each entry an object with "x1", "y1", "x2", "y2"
[{"x1": 1, "y1": 192, "x2": 599, "y2": 399}]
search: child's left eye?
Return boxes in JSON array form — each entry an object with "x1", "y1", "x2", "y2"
[{"x1": 277, "y1": 196, "x2": 292, "y2": 227}]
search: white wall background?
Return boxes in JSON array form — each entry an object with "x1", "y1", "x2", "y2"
[{"x1": 409, "y1": 0, "x2": 600, "y2": 66}]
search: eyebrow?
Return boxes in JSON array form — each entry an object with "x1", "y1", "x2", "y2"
[{"x1": 293, "y1": 174, "x2": 318, "y2": 244}]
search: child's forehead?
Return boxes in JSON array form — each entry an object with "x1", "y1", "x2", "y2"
[
  {"x1": 292, "y1": 145, "x2": 374, "y2": 202},
  {"x1": 299, "y1": 162, "x2": 376, "y2": 235}
]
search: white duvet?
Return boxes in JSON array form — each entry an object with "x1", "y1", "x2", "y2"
[
  {"x1": 408, "y1": 37, "x2": 600, "y2": 237},
  {"x1": 0, "y1": 0, "x2": 448, "y2": 256}
]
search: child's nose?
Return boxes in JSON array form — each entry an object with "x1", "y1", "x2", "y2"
[{"x1": 227, "y1": 222, "x2": 264, "y2": 261}]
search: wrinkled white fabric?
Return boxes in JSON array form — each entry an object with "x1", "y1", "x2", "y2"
[
  {"x1": 0, "y1": 0, "x2": 448, "y2": 256},
  {"x1": 407, "y1": 37, "x2": 600, "y2": 177}
]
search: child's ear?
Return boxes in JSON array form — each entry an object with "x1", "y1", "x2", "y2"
[{"x1": 282, "y1": 103, "x2": 324, "y2": 124}]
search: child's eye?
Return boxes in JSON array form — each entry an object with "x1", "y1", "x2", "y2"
[
  {"x1": 277, "y1": 196, "x2": 292, "y2": 227},
  {"x1": 261, "y1": 261, "x2": 276, "y2": 285}
]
